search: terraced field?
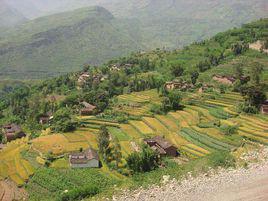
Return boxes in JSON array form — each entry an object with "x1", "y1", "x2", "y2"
[
  {"x1": 1, "y1": 89, "x2": 267, "y2": 186},
  {"x1": 0, "y1": 138, "x2": 34, "y2": 186}
]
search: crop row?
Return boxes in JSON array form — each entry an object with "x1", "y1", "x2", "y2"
[{"x1": 180, "y1": 128, "x2": 235, "y2": 151}]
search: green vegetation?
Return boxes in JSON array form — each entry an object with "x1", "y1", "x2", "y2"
[
  {"x1": 0, "y1": 18, "x2": 267, "y2": 200},
  {"x1": 26, "y1": 168, "x2": 119, "y2": 201},
  {"x1": 0, "y1": 1, "x2": 267, "y2": 79},
  {"x1": 126, "y1": 145, "x2": 161, "y2": 173}
]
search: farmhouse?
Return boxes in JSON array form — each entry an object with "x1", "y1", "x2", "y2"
[
  {"x1": 78, "y1": 72, "x2": 90, "y2": 84},
  {"x1": 39, "y1": 112, "x2": 53, "y2": 124},
  {"x1": 80, "y1": 101, "x2": 97, "y2": 115},
  {"x1": 69, "y1": 148, "x2": 100, "y2": 168},
  {"x1": 261, "y1": 100, "x2": 268, "y2": 114},
  {"x1": 2, "y1": 124, "x2": 26, "y2": 142},
  {"x1": 164, "y1": 80, "x2": 193, "y2": 90},
  {"x1": 212, "y1": 75, "x2": 236, "y2": 85},
  {"x1": 144, "y1": 136, "x2": 178, "y2": 157}
]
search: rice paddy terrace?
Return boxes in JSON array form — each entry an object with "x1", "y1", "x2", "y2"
[{"x1": 0, "y1": 89, "x2": 268, "y2": 188}]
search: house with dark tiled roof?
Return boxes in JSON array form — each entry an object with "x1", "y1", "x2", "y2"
[
  {"x1": 2, "y1": 124, "x2": 26, "y2": 142},
  {"x1": 261, "y1": 100, "x2": 268, "y2": 114},
  {"x1": 39, "y1": 112, "x2": 53, "y2": 125},
  {"x1": 69, "y1": 148, "x2": 100, "y2": 168},
  {"x1": 212, "y1": 75, "x2": 236, "y2": 85},
  {"x1": 144, "y1": 136, "x2": 178, "y2": 157},
  {"x1": 80, "y1": 101, "x2": 97, "y2": 116}
]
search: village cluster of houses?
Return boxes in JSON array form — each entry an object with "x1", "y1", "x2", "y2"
[{"x1": 68, "y1": 136, "x2": 178, "y2": 168}]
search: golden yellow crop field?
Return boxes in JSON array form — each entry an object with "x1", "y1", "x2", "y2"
[
  {"x1": 0, "y1": 139, "x2": 34, "y2": 185},
  {"x1": 32, "y1": 134, "x2": 90, "y2": 155},
  {"x1": 120, "y1": 124, "x2": 142, "y2": 139},
  {"x1": 129, "y1": 120, "x2": 154, "y2": 135},
  {"x1": 155, "y1": 115, "x2": 179, "y2": 132},
  {"x1": 169, "y1": 112, "x2": 189, "y2": 127},
  {"x1": 142, "y1": 117, "x2": 169, "y2": 134}
]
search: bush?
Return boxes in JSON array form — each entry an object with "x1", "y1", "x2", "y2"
[
  {"x1": 51, "y1": 108, "x2": 79, "y2": 132},
  {"x1": 150, "y1": 104, "x2": 163, "y2": 114},
  {"x1": 126, "y1": 145, "x2": 161, "y2": 173},
  {"x1": 208, "y1": 151, "x2": 235, "y2": 168},
  {"x1": 220, "y1": 125, "x2": 238, "y2": 135},
  {"x1": 238, "y1": 103, "x2": 259, "y2": 114},
  {"x1": 60, "y1": 185, "x2": 100, "y2": 201}
]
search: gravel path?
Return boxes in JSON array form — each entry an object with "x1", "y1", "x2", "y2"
[{"x1": 115, "y1": 149, "x2": 268, "y2": 201}]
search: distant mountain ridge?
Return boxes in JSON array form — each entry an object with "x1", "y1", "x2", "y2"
[
  {"x1": 0, "y1": 1, "x2": 27, "y2": 28},
  {"x1": 0, "y1": 0, "x2": 267, "y2": 79}
]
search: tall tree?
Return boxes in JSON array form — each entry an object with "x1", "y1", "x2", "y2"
[
  {"x1": 171, "y1": 64, "x2": 184, "y2": 77},
  {"x1": 97, "y1": 126, "x2": 110, "y2": 160},
  {"x1": 191, "y1": 71, "x2": 199, "y2": 85},
  {"x1": 112, "y1": 137, "x2": 122, "y2": 168},
  {"x1": 251, "y1": 62, "x2": 264, "y2": 85}
]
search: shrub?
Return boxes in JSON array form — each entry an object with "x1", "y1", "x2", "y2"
[
  {"x1": 238, "y1": 103, "x2": 258, "y2": 114},
  {"x1": 150, "y1": 104, "x2": 163, "y2": 114},
  {"x1": 220, "y1": 125, "x2": 238, "y2": 135},
  {"x1": 51, "y1": 108, "x2": 79, "y2": 132},
  {"x1": 126, "y1": 145, "x2": 161, "y2": 173},
  {"x1": 60, "y1": 185, "x2": 100, "y2": 201},
  {"x1": 208, "y1": 151, "x2": 235, "y2": 168}
]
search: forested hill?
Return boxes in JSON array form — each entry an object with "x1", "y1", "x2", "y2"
[
  {"x1": 0, "y1": 0, "x2": 267, "y2": 80},
  {"x1": 0, "y1": 18, "x2": 267, "y2": 128}
]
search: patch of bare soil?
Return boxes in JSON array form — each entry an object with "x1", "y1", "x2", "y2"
[
  {"x1": 0, "y1": 180, "x2": 28, "y2": 201},
  {"x1": 249, "y1": 40, "x2": 268, "y2": 53}
]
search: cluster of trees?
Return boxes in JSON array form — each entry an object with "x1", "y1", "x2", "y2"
[
  {"x1": 233, "y1": 61, "x2": 266, "y2": 114},
  {"x1": 151, "y1": 90, "x2": 183, "y2": 114},
  {"x1": 126, "y1": 145, "x2": 161, "y2": 173},
  {"x1": 97, "y1": 126, "x2": 122, "y2": 170},
  {"x1": 50, "y1": 108, "x2": 78, "y2": 133}
]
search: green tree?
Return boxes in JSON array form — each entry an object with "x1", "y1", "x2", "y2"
[
  {"x1": 126, "y1": 145, "x2": 161, "y2": 173},
  {"x1": 112, "y1": 137, "x2": 122, "y2": 168},
  {"x1": 190, "y1": 71, "x2": 199, "y2": 85},
  {"x1": 234, "y1": 63, "x2": 244, "y2": 78},
  {"x1": 97, "y1": 126, "x2": 110, "y2": 160},
  {"x1": 244, "y1": 87, "x2": 266, "y2": 108},
  {"x1": 231, "y1": 42, "x2": 249, "y2": 55},
  {"x1": 171, "y1": 64, "x2": 184, "y2": 77},
  {"x1": 251, "y1": 62, "x2": 264, "y2": 85},
  {"x1": 51, "y1": 108, "x2": 78, "y2": 132}
]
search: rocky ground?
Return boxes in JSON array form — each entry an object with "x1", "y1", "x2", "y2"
[
  {"x1": 114, "y1": 147, "x2": 268, "y2": 201},
  {"x1": 0, "y1": 180, "x2": 28, "y2": 201}
]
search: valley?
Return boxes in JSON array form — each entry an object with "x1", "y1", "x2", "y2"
[
  {"x1": 0, "y1": 0, "x2": 267, "y2": 79},
  {"x1": 0, "y1": 15, "x2": 267, "y2": 201}
]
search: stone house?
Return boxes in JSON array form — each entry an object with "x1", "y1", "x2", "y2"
[
  {"x1": 144, "y1": 136, "x2": 178, "y2": 157},
  {"x1": 164, "y1": 81, "x2": 193, "y2": 90},
  {"x1": 2, "y1": 124, "x2": 26, "y2": 142},
  {"x1": 78, "y1": 72, "x2": 90, "y2": 85},
  {"x1": 39, "y1": 112, "x2": 53, "y2": 125},
  {"x1": 80, "y1": 101, "x2": 97, "y2": 116},
  {"x1": 69, "y1": 148, "x2": 99, "y2": 168},
  {"x1": 261, "y1": 100, "x2": 268, "y2": 114},
  {"x1": 212, "y1": 75, "x2": 236, "y2": 85}
]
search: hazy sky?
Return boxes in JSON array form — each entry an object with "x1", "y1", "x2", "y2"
[{"x1": 3, "y1": 0, "x2": 114, "y2": 19}]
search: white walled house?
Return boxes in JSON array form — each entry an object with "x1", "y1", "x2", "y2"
[{"x1": 69, "y1": 148, "x2": 99, "y2": 168}]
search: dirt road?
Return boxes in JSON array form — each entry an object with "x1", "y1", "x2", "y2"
[
  {"x1": 0, "y1": 180, "x2": 27, "y2": 201},
  {"x1": 115, "y1": 157, "x2": 268, "y2": 201}
]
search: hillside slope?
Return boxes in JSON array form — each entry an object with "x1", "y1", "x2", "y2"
[
  {"x1": 0, "y1": 1, "x2": 267, "y2": 79},
  {"x1": 0, "y1": 1, "x2": 27, "y2": 28},
  {"x1": 0, "y1": 6, "x2": 142, "y2": 79}
]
